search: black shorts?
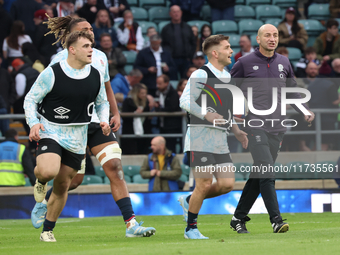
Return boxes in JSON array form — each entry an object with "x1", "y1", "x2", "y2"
[
  {"x1": 87, "y1": 122, "x2": 117, "y2": 149},
  {"x1": 36, "y1": 139, "x2": 84, "y2": 170},
  {"x1": 186, "y1": 151, "x2": 232, "y2": 167}
]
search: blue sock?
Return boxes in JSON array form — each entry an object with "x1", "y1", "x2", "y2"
[
  {"x1": 186, "y1": 211, "x2": 198, "y2": 231},
  {"x1": 116, "y1": 197, "x2": 135, "y2": 223},
  {"x1": 45, "y1": 187, "x2": 53, "y2": 201},
  {"x1": 186, "y1": 195, "x2": 191, "y2": 204},
  {"x1": 43, "y1": 219, "x2": 55, "y2": 232}
]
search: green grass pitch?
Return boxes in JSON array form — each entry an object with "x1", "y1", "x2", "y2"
[{"x1": 1, "y1": 213, "x2": 339, "y2": 255}]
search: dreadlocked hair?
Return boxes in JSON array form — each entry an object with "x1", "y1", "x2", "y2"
[{"x1": 44, "y1": 15, "x2": 87, "y2": 48}]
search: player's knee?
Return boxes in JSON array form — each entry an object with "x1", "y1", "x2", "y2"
[
  {"x1": 69, "y1": 174, "x2": 84, "y2": 190},
  {"x1": 104, "y1": 158, "x2": 124, "y2": 181},
  {"x1": 37, "y1": 170, "x2": 56, "y2": 182},
  {"x1": 197, "y1": 179, "x2": 213, "y2": 193},
  {"x1": 53, "y1": 180, "x2": 70, "y2": 195}
]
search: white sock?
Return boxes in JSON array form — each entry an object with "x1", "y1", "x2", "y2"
[{"x1": 232, "y1": 216, "x2": 240, "y2": 221}]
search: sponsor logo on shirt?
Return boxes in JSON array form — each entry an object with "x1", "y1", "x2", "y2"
[
  {"x1": 201, "y1": 157, "x2": 208, "y2": 162},
  {"x1": 278, "y1": 64, "x2": 284, "y2": 72},
  {"x1": 54, "y1": 106, "x2": 70, "y2": 119},
  {"x1": 253, "y1": 66, "x2": 259, "y2": 70}
]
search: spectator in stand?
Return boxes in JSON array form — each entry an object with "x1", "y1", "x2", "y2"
[
  {"x1": 314, "y1": 19, "x2": 340, "y2": 63},
  {"x1": 206, "y1": 0, "x2": 236, "y2": 22},
  {"x1": 330, "y1": 0, "x2": 340, "y2": 18},
  {"x1": 185, "y1": 65, "x2": 197, "y2": 79},
  {"x1": 155, "y1": 74, "x2": 182, "y2": 153},
  {"x1": 102, "y1": 0, "x2": 130, "y2": 23},
  {"x1": 45, "y1": 6, "x2": 54, "y2": 18},
  {"x1": 99, "y1": 33, "x2": 126, "y2": 80},
  {"x1": 308, "y1": 62, "x2": 340, "y2": 150},
  {"x1": 0, "y1": 0, "x2": 13, "y2": 59},
  {"x1": 134, "y1": 34, "x2": 177, "y2": 97},
  {"x1": 0, "y1": 56, "x2": 16, "y2": 114},
  {"x1": 121, "y1": 83, "x2": 151, "y2": 154},
  {"x1": 234, "y1": 35, "x2": 254, "y2": 62},
  {"x1": 117, "y1": 10, "x2": 144, "y2": 52},
  {"x1": 2, "y1": 21, "x2": 32, "y2": 64},
  {"x1": 0, "y1": 94, "x2": 9, "y2": 136},
  {"x1": 143, "y1": 26, "x2": 157, "y2": 49},
  {"x1": 33, "y1": 9, "x2": 57, "y2": 65},
  {"x1": 295, "y1": 47, "x2": 321, "y2": 78},
  {"x1": 0, "y1": 129, "x2": 36, "y2": 187},
  {"x1": 53, "y1": 0, "x2": 75, "y2": 17},
  {"x1": 9, "y1": 0, "x2": 43, "y2": 39},
  {"x1": 170, "y1": 0, "x2": 205, "y2": 22},
  {"x1": 92, "y1": 9, "x2": 119, "y2": 47},
  {"x1": 277, "y1": 7, "x2": 308, "y2": 52},
  {"x1": 161, "y1": 5, "x2": 196, "y2": 78},
  {"x1": 191, "y1": 25, "x2": 200, "y2": 52},
  {"x1": 330, "y1": 58, "x2": 340, "y2": 77},
  {"x1": 192, "y1": 51, "x2": 206, "y2": 68},
  {"x1": 21, "y1": 42, "x2": 45, "y2": 72},
  {"x1": 77, "y1": 0, "x2": 106, "y2": 24},
  {"x1": 176, "y1": 78, "x2": 187, "y2": 98},
  {"x1": 111, "y1": 69, "x2": 143, "y2": 103},
  {"x1": 199, "y1": 25, "x2": 212, "y2": 51},
  {"x1": 140, "y1": 136, "x2": 182, "y2": 191}
]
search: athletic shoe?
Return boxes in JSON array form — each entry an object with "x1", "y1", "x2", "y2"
[
  {"x1": 34, "y1": 180, "x2": 47, "y2": 203},
  {"x1": 230, "y1": 216, "x2": 251, "y2": 233},
  {"x1": 184, "y1": 228, "x2": 209, "y2": 239},
  {"x1": 178, "y1": 195, "x2": 189, "y2": 222},
  {"x1": 31, "y1": 202, "x2": 47, "y2": 229},
  {"x1": 272, "y1": 219, "x2": 289, "y2": 233},
  {"x1": 125, "y1": 219, "x2": 156, "y2": 237},
  {"x1": 40, "y1": 231, "x2": 56, "y2": 242}
]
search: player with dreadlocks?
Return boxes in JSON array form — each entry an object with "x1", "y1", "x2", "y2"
[{"x1": 30, "y1": 15, "x2": 156, "y2": 238}]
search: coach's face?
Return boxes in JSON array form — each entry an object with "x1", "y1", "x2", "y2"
[
  {"x1": 73, "y1": 37, "x2": 93, "y2": 65},
  {"x1": 74, "y1": 21, "x2": 94, "y2": 38},
  {"x1": 257, "y1": 24, "x2": 279, "y2": 52},
  {"x1": 217, "y1": 40, "x2": 233, "y2": 66}
]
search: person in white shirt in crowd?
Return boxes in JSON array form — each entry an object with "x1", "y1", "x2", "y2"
[{"x1": 234, "y1": 34, "x2": 254, "y2": 62}]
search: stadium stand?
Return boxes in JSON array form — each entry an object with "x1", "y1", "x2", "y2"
[
  {"x1": 131, "y1": 6, "x2": 149, "y2": 21},
  {"x1": 212, "y1": 20, "x2": 238, "y2": 35},
  {"x1": 255, "y1": 5, "x2": 282, "y2": 22},
  {"x1": 158, "y1": 21, "x2": 170, "y2": 33},
  {"x1": 272, "y1": 0, "x2": 297, "y2": 9},
  {"x1": 187, "y1": 20, "x2": 210, "y2": 34},
  {"x1": 238, "y1": 19, "x2": 264, "y2": 35},
  {"x1": 265, "y1": 18, "x2": 282, "y2": 27},
  {"x1": 138, "y1": 21, "x2": 158, "y2": 35},
  {"x1": 133, "y1": 174, "x2": 149, "y2": 184},
  {"x1": 123, "y1": 165, "x2": 141, "y2": 178},
  {"x1": 308, "y1": 4, "x2": 330, "y2": 21},
  {"x1": 234, "y1": 5, "x2": 255, "y2": 22},
  {"x1": 148, "y1": 6, "x2": 170, "y2": 23},
  {"x1": 139, "y1": 0, "x2": 166, "y2": 10},
  {"x1": 246, "y1": 0, "x2": 271, "y2": 8},
  {"x1": 200, "y1": 5, "x2": 211, "y2": 22},
  {"x1": 81, "y1": 175, "x2": 104, "y2": 185}
]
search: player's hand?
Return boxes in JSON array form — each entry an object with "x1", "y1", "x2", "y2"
[
  {"x1": 100, "y1": 122, "x2": 111, "y2": 136},
  {"x1": 234, "y1": 129, "x2": 248, "y2": 149},
  {"x1": 304, "y1": 110, "x2": 315, "y2": 125},
  {"x1": 204, "y1": 112, "x2": 224, "y2": 125},
  {"x1": 156, "y1": 170, "x2": 161, "y2": 177},
  {"x1": 29, "y1": 123, "x2": 45, "y2": 142},
  {"x1": 110, "y1": 114, "x2": 121, "y2": 132},
  {"x1": 234, "y1": 116, "x2": 245, "y2": 123},
  {"x1": 150, "y1": 169, "x2": 158, "y2": 176}
]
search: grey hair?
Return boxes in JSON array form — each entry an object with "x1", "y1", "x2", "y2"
[
  {"x1": 150, "y1": 34, "x2": 162, "y2": 41},
  {"x1": 128, "y1": 69, "x2": 143, "y2": 77}
]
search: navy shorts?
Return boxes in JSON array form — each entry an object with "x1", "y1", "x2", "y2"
[{"x1": 87, "y1": 122, "x2": 118, "y2": 149}]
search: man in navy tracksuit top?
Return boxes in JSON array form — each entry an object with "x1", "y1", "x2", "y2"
[{"x1": 230, "y1": 24, "x2": 315, "y2": 234}]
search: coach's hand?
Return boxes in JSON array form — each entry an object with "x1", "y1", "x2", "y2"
[
  {"x1": 304, "y1": 110, "x2": 315, "y2": 125},
  {"x1": 110, "y1": 114, "x2": 121, "y2": 132},
  {"x1": 204, "y1": 112, "x2": 224, "y2": 125},
  {"x1": 100, "y1": 122, "x2": 111, "y2": 136},
  {"x1": 235, "y1": 129, "x2": 248, "y2": 149},
  {"x1": 29, "y1": 123, "x2": 45, "y2": 142}
]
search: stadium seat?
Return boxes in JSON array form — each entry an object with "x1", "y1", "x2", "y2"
[
  {"x1": 200, "y1": 5, "x2": 211, "y2": 22},
  {"x1": 307, "y1": 36, "x2": 317, "y2": 47},
  {"x1": 124, "y1": 65, "x2": 133, "y2": 74},
  {"x1": 123, "y1": 165, "x2": 141, "y2": 177},
  {"x1": 139, "y1": 0, "x2": 165, "y2": 10},
  {"x1": 238, "y1": 19, "x2": 263, "y2": 35},
  {"x1": 169, "y1": 80, "x2": 178, "y2": 89},
  {"x1": 265, "y1": 18, "x2": 282, "y2": 27},
  {"x1": 131, "y1": 7, "x2": 148, "y2": 21},
  {"x1": 148, "y1": 6, "x2": 170, "y2": 23},
  {"x1": 122, "y1": 51, "x2": 137, "y2": 64},
  {"x1": 81, "y1": 175, "x2": 104, "y2": 185},
  {"x1": 255, "y1": 5, "x2": 282, "y2": 22},
  {"x1": 246, "y1": 0, "x2": 271, "y2": 8},
  {"x1": 127, "y1": 0, "x2": 139, "y2": 7},
  {"x1": 250, "y1": 34, "x2": 258, "y2": 46},
  {"x1": 235, "y1": 172, "x2": 245, "y2": 181},
  {"x1": 234, "y1": 5, "x2": 255, "y2": 22},
  {"x1": 158, "y1": 21, "x2": 170, "y2": 33},
  {"x1": 336, "y1": 19, "x2": 340, "y2": 28},
  {"x1": 104, "y1": 175, "x2": 132, "y2": 183},
  {"x1": 212, "y1": 20, "x2": 238, "y2": 35},
  {"x1": 229, "y1": 34, "x2": 241, "y2": 49},
  {"x1": 181, "y1": 164, "x2": 190, "y2": 176},
  {"x1": 315, "y1": 161, "x2": 337, "y2": 179},
  {"x1": 138, "y1": 21, "x2": 158, "y2": 35},
  {"x1": 236, "y1": 0, "x2": 245, "y2": 4},
  {"x1": 286, "y1": 47, "x2": 302, "y2": 61},
  {"x1": 25, "y1": 177, "x2": 32, "y2": 186},
  {"x1": 48, "y1": 179, "x2": 54, "y2": 186},
  {"x1": 272, "y1": 0, "x2": 297, "y2": 8},
  {"x1": 187, "y1": 20, "x2": 210, "y2": 34},
  {"x1": 94, "y1": 165, "x2": 106, "y2": 178},
  {"x1": 132, "y1": 174, "x2": 149, "y2": 184},
  {"x1": 308, "y1": 4, "x2": 330, "y2": 20},
  {"x1": 298, "y1": 19, "x2": 325, "y2": 36},
  {"x1": 179, "y1": 174, "x2": 188, "y2": 182}
]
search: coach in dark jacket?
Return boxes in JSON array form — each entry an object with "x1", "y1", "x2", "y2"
[
  {"x1": 134, "y1": 34, "x2": 177, "y2": 97},
  {"x1": 229, "y1": 24, "x2": 315, "y2": 234},
  {"x1": 161, "y1": 5, "x2": 196, "y2": 78}
]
